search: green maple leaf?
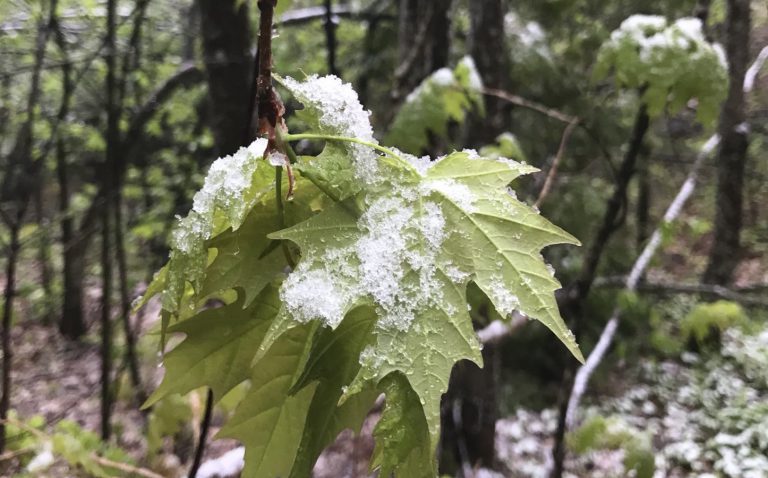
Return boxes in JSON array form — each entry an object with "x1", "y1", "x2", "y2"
[
  {"x1": 144, "y1": 72, "x2": 583, "y2": 478},
  {"x1": 262, "y1": 150, "x2": 580, "y2": 471},
  {"x1": 372, "y1": 373, "x2": 434, "y2": 477},
  {"x1": 161, "y1": 139, "x2": 275, "y2": 312},
  {"x1": 287, "y1": 307, "x2": 379, "y2": 478},
  {"x1": 200, "y1": 175, "x2": 322, "y2": 306},
  {"x1": 219, "y1": 324, "x2": 318, "y2": 478},
  {"x1": 144, "y1": 286, "x2": 280, "y2": 408}
]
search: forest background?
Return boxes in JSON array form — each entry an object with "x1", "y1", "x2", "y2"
[{"x1": 1, "y1": 0, "x2": 767, "y2": 477}]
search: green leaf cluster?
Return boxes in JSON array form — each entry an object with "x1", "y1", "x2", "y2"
[
  {"x1": 385, "y1": 56, "x2": 485, "y2": 154},
  {"x1": 594, "y1": 15, "x2": 728, "y2": 125},
  {"x1": 143, "y1": 72, "x2": 581, "y2": 476}
]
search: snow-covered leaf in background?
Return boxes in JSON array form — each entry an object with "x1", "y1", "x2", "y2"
[{"x1": 385, "y1": 56, "x2": 485, "y2": 154}]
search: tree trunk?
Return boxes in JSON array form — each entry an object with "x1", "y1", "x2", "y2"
[
  {"x1": 101, "y1": 0, "x2": 118, "y2": 441},
  {"x1": 323, "y1": 0, "x2": 339, "y2": 76},
  {"x1": 34, "y1": 184, "x2": 54, "y2": 323},
  {"x1": 0, "y1": 221, "x2": 21, "y2": 453},
  {"x1": 393, "y1": 0, "x2": 452, "y2": 102},
  {"x1": 197, "y1": 0, "x2": 254, "y2": 156},
  {"x1": 466, "y1": 0, "x2": 510, "y2": 146},
  {"x1": 440, "y1": 344, "x2": 498, "y2": 474},
  {"x1": 703, "y1": 0, "x2": 750, "y2": 286}
]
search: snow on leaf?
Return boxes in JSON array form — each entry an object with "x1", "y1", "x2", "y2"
[
  {"x1": 596, "y1": 16, "x2": 728, "y2": 124},
  {"x1": 280, "y1": 74, "x2": 380, "y2": 185},
  {"x1": 160, "y1": 138, "x2": 272, "y2": 312},
  {"x1": 385, "y1": 56, "x2": 485, "y2": 154}
]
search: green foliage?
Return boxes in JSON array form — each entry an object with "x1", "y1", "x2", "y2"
[
  {"x1": 681, "y1": 300, "x2": 747, "y2": 348},
  {"x1": 594, "y1": 15, "x2": 728, "y2": 124},
  {"x1": 568, "y1": 415, "x2": 655, "y2": 478},
  {"x1": 6, "y1": 413, "x2": 135, "y2": 477},
  {"x1": 147, "y1": 395, "x2": 193, "y2": 456},
  {"x1": 143, "y1": 72, "x2": 581, "y2": 476},
  {"x1": 385, "y1": 57, "x2": 485, "y2": 154},
  {"x1": 479, "y1": 132, "x2": 529, "y2": 163}
]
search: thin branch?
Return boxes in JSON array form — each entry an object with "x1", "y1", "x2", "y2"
[
  {"x1": 594, "y1": 278, "x2": 768, "y2": 307},
  {"x1": 477, "y1": 314, "x2": 527, "y2": 345},
  {"x1": 535, "y1": 118, "x2": 579, "y2": 208},
  {"x1": 188, "y1": 388, "x2": 214, "y2": 478},
  {"x1": 744, "y1": 45, "x2": 768, "y2": 93},
  {"x1": 564, "y1": 133, "x2": 719, "y2": 430},
  {"x1": 482, "y1": 88, "x2": 577, "y2": 124}
]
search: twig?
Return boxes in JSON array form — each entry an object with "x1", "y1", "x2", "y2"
[
  {"x1": 477, "y1": 314, "x2": 527, "y2": 345},
  {"x1": 0, "y1": 446, "x2": 35, "y2": 462},
  {"x1": 535, "y1": 118, "x2": 579, "y2": 208},
  {"x1": 744, "y1": 45, "x2": 768, "y2": 93},
  {"x1": 453, "y1": 398, "x2": 474, "y2": 478},
  {"x1": 188, "y1": 388, "x2": 214, "y2": 478},
  {"x1": 482, "y1": 88, "x2": 577, "y2": 124},
  {"x1": 595, "y1": 279, "x2": 768, "y2": 308},
  {"x1": 90, "y1": 455, "x2": 166, "y2": 478}
]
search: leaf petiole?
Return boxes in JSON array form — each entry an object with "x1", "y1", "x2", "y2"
[{"x1": 282, "y1": 133, "x2": 417, "y2": 173}]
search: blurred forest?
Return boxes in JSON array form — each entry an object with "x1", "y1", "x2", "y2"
[{"x1": 1, "y1": 0, "x2": 767, "y2": 477}]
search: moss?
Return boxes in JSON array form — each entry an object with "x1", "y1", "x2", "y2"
[
  {"x1": 568, "y1": 415, "x2": 655, "y2": 478},
  {"x1": 681, "y1": 300, "x2": 747, "y2": 350}
]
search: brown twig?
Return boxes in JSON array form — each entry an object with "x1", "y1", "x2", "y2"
[
  {"x1": 535, "y1": 118, "x2": 579, "y2": 208},
  {"x1": 482, "y1": 88, "x2": 577, "y2": 124}
]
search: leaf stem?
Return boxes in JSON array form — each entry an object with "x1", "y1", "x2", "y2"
[{"x1": 282, "y1": 133, "x2": 416, "y2": 172}]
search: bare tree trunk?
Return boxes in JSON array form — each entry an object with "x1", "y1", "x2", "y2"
[
  {"x1": 392, "y1": 0, "x2": 452, "y2": 102},
  {"x1": 0, "y1": 219, "x2": 21, "y2": 453},
  {"x1": 53, "y1": 16, "x2": 88, "y2": 339},
  {"x1": 34, "y1": 185, "x2": 54, "y2": 323},
  {"x1": 703, "y1": 0, "x2": 751, "y2": 286},
  {"x1": 323, "y1": 0, "x2": 339, "y2": 76},
  {"x1": 466, "y1": 0, "x2": 510, "y2": 146},
  {"x1": 101, "y1": 0, "x2": 119, "y2": 441},
  {"x1": 636, "y1": 156, "x2": 651, "y2": 254},
  {"x1": 0, "y1": 0, "x2": 58, "y2": 452},
  {"x1": 197, "y1": 0, "x2": 253, "y2": 156},
  {"x1": 113, "y1": 0, "x2": 150, "y2": 408}
]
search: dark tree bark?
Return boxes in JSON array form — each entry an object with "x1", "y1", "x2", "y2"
[
  {"x1": 101, "y1": 0, "x2": 119, "y2": 441},
  {"x1": 636, "y1": 155, "x2": 651, "y2": 254},
  {"x1": 392, "y1": 0, "x2": 452, "y2": 102},
  {"x1": 34, "y1": 183, "x2": 54, "y2": 323},
  {"x1": 197, "y1": 0, "x2": 254, "y2": 156},
  {"x1": 440, "y1": 345, "x2": 499, "y2": 474},
  {"x1": 0, "y1": 219, "x2": 21, "y2": 454},
  {"x1": 0, "y1": 0, "x2": 58, "y2": 453},
  {"x1": 323, "y1": 0, "x2": 339, "y2": 76},
  {"x1": 703, "y1": 0, "x2": 751, "y2": 286},
  {"x1": 466, "y1": 0, "x2": 511, "y2": 145}
]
